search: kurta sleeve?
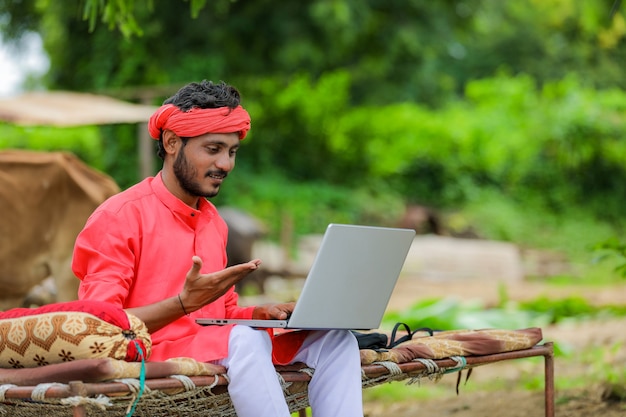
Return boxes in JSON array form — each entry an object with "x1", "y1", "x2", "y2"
[
  {"x1": 73, "y1": 209, "x2": 136, "y2": 307},
  {"x1": 223, "y1": 287, "x2": 255, "y2": 319}
]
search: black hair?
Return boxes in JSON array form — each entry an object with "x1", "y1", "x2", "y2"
[{"x1": 156, "y1": 80, "x2": 242, "y2": 159}]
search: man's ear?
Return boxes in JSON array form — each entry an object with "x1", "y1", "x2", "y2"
[{"x1": 162, "y1": 130, "x2": 180, "y2": 155}]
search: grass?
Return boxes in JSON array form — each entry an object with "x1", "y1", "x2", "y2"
[{"x1": 559, "y1": 342, "x2": 626, "y2": 390}]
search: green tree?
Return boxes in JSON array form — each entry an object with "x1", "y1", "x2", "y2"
[
  {"x1": 2, "y1": 1, "x2": 624, "y2": 104},
  {"x1": 1, "y1": 0, "x2": 625, "y2": 221}
]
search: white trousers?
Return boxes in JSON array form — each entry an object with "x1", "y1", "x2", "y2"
[{"x1": 216, "y1": 325, "x2": 364, "y2": 417}]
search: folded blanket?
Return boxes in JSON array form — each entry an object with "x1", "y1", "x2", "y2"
[{"x1": 360, "y1": 327, "x2": 543, "y2": 364}]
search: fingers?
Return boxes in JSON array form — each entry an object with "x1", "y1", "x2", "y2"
[
  {"x1": 183, "y1": 258, "x2": 263, "y2": 310},
  {"x1": 276, "y1": 309, "x2": 289, "y2": 320},
  {"x1": 189, "y1": 256, "x2": 203, "y2": 276},
  {"x1": 223, "y1": 259, "x2": 261, "y2": 275},
  {"x1": 190, "y1": 256, "x2": 258, "y2": 276},
  {"x1": 240, "y1": 258, "x2": 261, "y2": 269},
  {"x1": 251, "y1": 302, "x2": 296, "y2": 320},
  {"x1": 221, "y1": 260, "x2": 261, "y2": 286},
  {"x1": 271, "y1": 302, "x2": 295, "y2": 320}
]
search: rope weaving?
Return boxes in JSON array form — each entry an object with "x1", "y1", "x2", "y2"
[
  {"x1": 0, "y1": 384, "x2": 17, "y2": 401},
  {"x1": 373, "y1": 361, "x2": 404, "y2": 376},
  {"x1": 413, "y1": 358, "x2": 439, "y2": 374},
  {"x1": 59, "y1": 394, "x2": 112, "y2": 410},
  {"x1": 169, "y1": 375, "x2": 197, "y2": 391},
  {"x1": 406, "y1": 359, "x2": 446, "y2": 385},
  {"x1": 444, "y1": 356, "x2": 468, "y2": 374},
  {"x1": 114, "y1": 378, "x2": 146, "y2": 395},
  {"x1": 276, "y1": 372, "x2": 291, "y2": 393},
  {"x1": 0, "y1": 344, "x2": 555, "y2": 417},
  {"x1": 31, "y1": 383, "x2": 66, "y2": 402}
]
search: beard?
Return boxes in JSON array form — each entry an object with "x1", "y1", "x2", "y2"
[{"x1": 173, "y1": 148, "x2": 222, "y2": 199}]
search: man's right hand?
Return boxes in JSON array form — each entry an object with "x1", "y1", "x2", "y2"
[
  {"x1": 179, "y1": 255, "x2": 262, "y2": 313},
  {"x1": 125, "y1": 256, "x2": 261, "y2": 333}
]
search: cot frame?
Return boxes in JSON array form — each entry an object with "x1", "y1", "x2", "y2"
[{"x1": 0, "y1": 343, "x2": 554, "y2": 417}]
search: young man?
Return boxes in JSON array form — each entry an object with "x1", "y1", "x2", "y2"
[{"x1": 72, "y1": 80, "x2": 364, "y2": 416}]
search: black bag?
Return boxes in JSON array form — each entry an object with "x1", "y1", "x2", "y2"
[
  {"x1": 351, "y1": 331, "x2": 388, "y2": 350},
  {"x1": 387, "y1": 322, "x2": 434, "y2": 347},
  {"x1": 352, "y1": 323, "x2": 434, "y2": 351}
]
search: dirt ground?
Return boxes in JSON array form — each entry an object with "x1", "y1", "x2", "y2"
[
  {"x1": 361, "y1": 276, "x2": 626, "y2": 417},
  {"x1": 363, "y1": 387, "x2": 626, "y2": 417}
]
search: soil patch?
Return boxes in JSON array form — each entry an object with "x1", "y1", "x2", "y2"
[{"x1": 363, "y1": 387, "x2": 626, "y2": 417}]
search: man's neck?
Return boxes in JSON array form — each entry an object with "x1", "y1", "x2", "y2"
[{"x1": 160, "y1": 170, "x2": 201, "y2": 209}]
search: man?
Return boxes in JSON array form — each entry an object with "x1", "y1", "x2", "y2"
[{"x1": 72, "y1": 80, "x2": 364, "y2": 417}]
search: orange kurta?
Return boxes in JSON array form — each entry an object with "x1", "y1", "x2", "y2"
[{"x1": 73, "y1": 173, "x2": 256, "y2": 362}]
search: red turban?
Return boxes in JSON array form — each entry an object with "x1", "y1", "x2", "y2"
[{"x1": 148, "y1": 104, "x2": 251, "y2": 140}]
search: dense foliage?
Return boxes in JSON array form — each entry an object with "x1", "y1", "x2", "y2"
[
  {"x1": 1, "y1": 1, "x2": 625, "y2": 269},
  {"x1": 382, "y1": 295, "x2": 626, "y2": 332},
  {"x1": 3, "y1": 1, "x2": 625, "y2": 102}
]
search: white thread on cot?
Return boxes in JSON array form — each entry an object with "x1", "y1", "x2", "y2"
[
  {"x1": 0, "y1": 384, "x2": 17, "y2": 401},
  {"x1": 60, "y1": 394, "x2": 112, "y2": 410},
  {"x1": 113, "y1": 378, "x2": 150, "y2": 395},
  {"x1": 373, "y1": 361, "x2": 404, "y2": 376},
  {"x1": 31, "y1": 383, "x2": 67, "y2": 402},
  {"x1": 170, "y1": 374, "x2": 196, "y2": 391}
]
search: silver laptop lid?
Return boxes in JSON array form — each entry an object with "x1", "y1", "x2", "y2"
[{"x1": 285, "y1": 224, "x2": 415, "y2": 330}]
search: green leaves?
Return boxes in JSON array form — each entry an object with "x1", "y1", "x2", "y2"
[
  {"x1": 592, "y1": 237, "x2": 626, "y2": 278},
  {"x1": 382, "y1": 295, "x2": 626, "y2": 332},
  {"x1": 82, "y1": 0, "x2": 151, "y2": 37},
  {"x1": 382, "y1": 297, "x2": 551, "y2": 332}
]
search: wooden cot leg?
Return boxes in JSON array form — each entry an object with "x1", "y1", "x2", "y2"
[
  {"x1": 544, "y1": 342, "x2": 555, "y2": 417},
  {"x1": 72, "y1": 405, "x2": 87, "y2": 417},
  {"x1": 69, "y1": 381, "x2": 88, "y2": 417},
  {"x1": 297, "y1": 408, "x2": 308, "y2": 416}
]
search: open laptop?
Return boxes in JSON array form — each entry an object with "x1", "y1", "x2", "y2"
[{"x1": 196, "y1": 223, "x2": 415, "y2": 330}]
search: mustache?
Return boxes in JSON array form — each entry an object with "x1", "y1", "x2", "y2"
[{"x1": 205, "y1": 170, "x2": 228, "y2": 178}]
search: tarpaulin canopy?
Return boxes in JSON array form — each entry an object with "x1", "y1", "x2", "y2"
[
  {"x1": 0, "y1": 91, "x2": 156, "y2": 126},
  {"x1": 0, "y1": 91, "x2": 159, "y2": 178}
]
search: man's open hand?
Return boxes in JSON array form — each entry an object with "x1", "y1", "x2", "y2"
[{"x1": 180, "y1": 256, "x2": 262, "y2": 313}]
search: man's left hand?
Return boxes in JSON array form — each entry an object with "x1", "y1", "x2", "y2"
[{"x1": 252, "y1": 302, "x2": 296, "y2": 320}]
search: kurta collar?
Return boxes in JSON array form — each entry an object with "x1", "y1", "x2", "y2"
[{"x1": 151, "y1": 172, "x2": 218, "y2": 227}]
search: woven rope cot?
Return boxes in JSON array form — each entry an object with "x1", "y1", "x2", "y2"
[{"x1": 0, "y1": 344, "x2": 554, "y2": 417}]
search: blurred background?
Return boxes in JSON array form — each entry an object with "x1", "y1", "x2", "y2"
[
  {"x1": 0, "y1": 1, "x2": 625, "y2": 415},
  {"x1": 1, "y1": 1, "x2": 625, "y2": 251}
]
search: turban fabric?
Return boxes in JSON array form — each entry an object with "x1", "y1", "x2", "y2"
[{"x1": 148, "y1": 104, "x2": 251, "y2": 140}]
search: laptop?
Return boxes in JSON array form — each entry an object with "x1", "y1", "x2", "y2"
[{"x1": 196, "y1": 223, "x2": 415, "y2": 330}]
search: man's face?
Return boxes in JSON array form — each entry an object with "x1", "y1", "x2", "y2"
[{"x1": 173, "y1": 132, "x2": 240, "y2": 199}]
